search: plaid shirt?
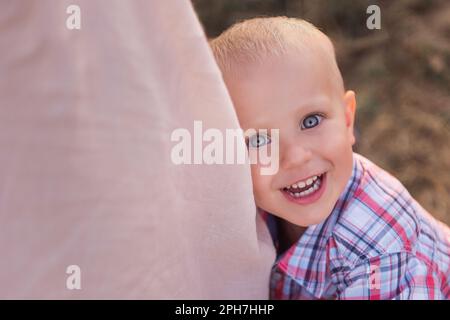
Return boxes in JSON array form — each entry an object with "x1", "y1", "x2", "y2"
[{"x1": 264, "y1": 153, "x2": 450, "y2": 300}]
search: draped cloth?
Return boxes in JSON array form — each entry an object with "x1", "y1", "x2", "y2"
[{"x1": 0, "y1": 0, "x2": 275, "y2": 299}]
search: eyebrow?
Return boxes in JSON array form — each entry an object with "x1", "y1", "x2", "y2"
[{"x1": 293, "y1": 96, "x2": 331, "y2": 114}]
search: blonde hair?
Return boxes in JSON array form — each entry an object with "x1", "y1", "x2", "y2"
[{"x1": 210, "y1": 16, "x2": 344, "y2": 90}]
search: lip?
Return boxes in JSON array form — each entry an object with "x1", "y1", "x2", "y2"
[{"x1": 281, "y1": 172, "x2": 327, "y2": 205}]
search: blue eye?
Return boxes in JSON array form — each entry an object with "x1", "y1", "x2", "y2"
[
  {"x1": 301, "y1": 114, "x2": 323, "y2": 130},
  {"x1": 248, "y1": 134, "x2": 271, "y2": 148}
]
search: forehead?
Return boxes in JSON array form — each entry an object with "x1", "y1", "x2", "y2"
[{"x1": 224, "y1": 50, "x2": 342, "y2": 128}]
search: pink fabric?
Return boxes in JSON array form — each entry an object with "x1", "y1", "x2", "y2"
[{"x1": 0, "y1": 0, "x2": 274, "y2": 299}]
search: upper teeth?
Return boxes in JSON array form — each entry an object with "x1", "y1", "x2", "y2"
[{"x1": 286, "y1": 175, "x2": 319, "y2": 189}]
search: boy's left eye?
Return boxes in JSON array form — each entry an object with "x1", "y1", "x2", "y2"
[{"x1": 300, "y1": 114, "x2": 324, "y2": 130}]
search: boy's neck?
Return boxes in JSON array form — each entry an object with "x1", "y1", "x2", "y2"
[{"x1": 276, "y1": 218, "x2": 307, "y2": 254}]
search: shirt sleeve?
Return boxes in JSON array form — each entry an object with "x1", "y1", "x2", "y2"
[{"x1": 335, "y1": 252, "x2": 443, "y2": 300}]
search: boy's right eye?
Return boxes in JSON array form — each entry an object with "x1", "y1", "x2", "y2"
[{"x1": 247, "y1": 134, "x2": 271, "y2": 148}]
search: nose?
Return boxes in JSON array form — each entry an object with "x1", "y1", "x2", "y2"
[{"x1": 280, "y1": 142, "x2": 313, "y2": 170}]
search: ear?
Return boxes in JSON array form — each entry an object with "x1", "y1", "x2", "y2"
[{"x1": 343, "y1": 90, "x2": 356, "y2": 146}]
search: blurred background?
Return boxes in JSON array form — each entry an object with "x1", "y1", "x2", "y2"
[{"x1": 192, "y1": 0, "x2": 450, "y2": 225}]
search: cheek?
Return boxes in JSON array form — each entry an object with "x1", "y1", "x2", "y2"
[
  {"x1": 320, "y1": 122, "x2": 354, "y2": 157},
  {"x1": 250, "y1": 164, "x2": 273, "y2": 199},
  {"x1": 327, "y1": 139, "x2": 353, "y2": 174},
  {"x1": 323, "y1": 133, "x2": 354, "y2": 186},
  {"x1": 316, "y1": 125, "x2": 354, "y2": 178}
]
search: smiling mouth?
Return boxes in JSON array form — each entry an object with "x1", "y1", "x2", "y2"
[{"x1": 281, "y1": 173, "x2": 325, "y2": 198}]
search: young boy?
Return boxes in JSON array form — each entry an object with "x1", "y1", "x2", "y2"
[{"x1": 210, "y1": 17, "x2": 450, "y2": 299}]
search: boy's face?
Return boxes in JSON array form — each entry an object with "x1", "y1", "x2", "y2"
[{"x1": 224, "y1": 50, "x2": 356, "y2": 227}]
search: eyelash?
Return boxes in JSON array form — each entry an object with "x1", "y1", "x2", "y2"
[{"x1": 300, "y1": 113, "x2": 325, "y2": 130}]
